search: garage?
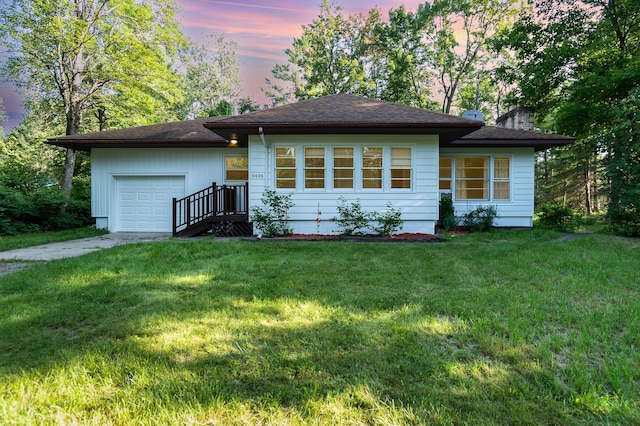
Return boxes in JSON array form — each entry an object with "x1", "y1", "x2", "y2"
[{"x1": 116, "y1": 176, "x2": 185, "y2": 232}]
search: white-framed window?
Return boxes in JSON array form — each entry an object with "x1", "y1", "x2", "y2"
[
  {"x1": 391, "y1": 147, "x2": 412, "y2": 189},
  {"x1": 333, "y1": 147, "x2": 354, "y2": 189},
  {"x1": 362, "y1": 146, "x2": 383, "y2": 189},
  {"x1": 493, "y1": 157, "x2": 511, "y2": 199},
  {"x1": 225, "y1": 156, "x2": 248, "y2": 181},
  {"x1": 273, "y1": 144, "x2": 417, "y2": 192},
  {"x1": 456, "y1": 157, "x2": 489, "y2": 200},
  {"x1": 439, "y1": 157, "x2": 452, "y2": 191},
  {"x1": 443, "y1": 156, "x2": 512, "y2": 201},
  {"x1": 304, "y1": 147, "x2": 325, "y2": 189},
  {"x1": 275, "y1": 147, "x2": 296, "y2": 189}
]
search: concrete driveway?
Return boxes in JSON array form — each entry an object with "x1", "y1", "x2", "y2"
[{"x1": 0, "y1": 233, "x2": 171, "y2": 262}]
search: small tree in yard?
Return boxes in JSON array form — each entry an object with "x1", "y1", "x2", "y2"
[
  {"x1": 438, "y1": 194, "x2": 457, "y2": 231},
  {"x1": 251, "y1": 190, "x2": 294, "y2": 237}
]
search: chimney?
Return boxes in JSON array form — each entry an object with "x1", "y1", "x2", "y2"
[{"x1": 496, "y1": 106, "x2": 534, "y2": 131}]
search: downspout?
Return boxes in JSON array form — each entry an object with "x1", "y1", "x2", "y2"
[
  {"x1": 258, "y1": 127, "x2": 270, "y2": 190},
  {"x1": 259, "y1": 127, "x2": 267, "y2": 146}
]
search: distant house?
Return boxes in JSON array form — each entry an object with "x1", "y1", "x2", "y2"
[{"x1": 47, "y1": 94, "x2": 573, "y2": 236}]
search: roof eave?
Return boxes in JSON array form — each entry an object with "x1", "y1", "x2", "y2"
[
  {"x1": 45, "y1": 139, "x2": 243, "y2": 151},
  {"x1": 204, "y1": 122, "x2": 483, "y2": 143},
  {"x1": 448, "y1": 139, "x2": 574, "y2": 152}
]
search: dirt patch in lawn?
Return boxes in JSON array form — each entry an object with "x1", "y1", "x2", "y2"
[{"x1": 0, "y1": 262, "x2": 30, "y2": 276}]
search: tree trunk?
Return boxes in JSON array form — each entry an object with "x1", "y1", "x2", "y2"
[{"x1": 61, "y1": 148, "x2": 77, "y2": 198}]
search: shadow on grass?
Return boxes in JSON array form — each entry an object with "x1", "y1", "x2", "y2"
[{"x1": 1, "y1": 236, "x2": 637, "y2": 423}]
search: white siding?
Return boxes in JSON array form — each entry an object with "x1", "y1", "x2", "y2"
[
  {"x1": 439, "y1": 147, "x2": 535, "y2": 227},
  {"x1": 248, "y1": 134, "x2": 439, "y2": 234},
  {"x1": 91, "y1": 148, "x2": 247, "y2": 230}
]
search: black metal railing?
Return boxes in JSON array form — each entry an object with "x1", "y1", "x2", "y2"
[{"x1": 173, "y1": 182, "x2": 248, "y2": 236}]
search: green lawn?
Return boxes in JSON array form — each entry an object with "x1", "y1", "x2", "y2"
[
  {"x1": 1, "y1": 231, "x2": 638, "y2": 425},
  {"x1": 0, "y1": 227, "x2": 109, "y2": 253}
]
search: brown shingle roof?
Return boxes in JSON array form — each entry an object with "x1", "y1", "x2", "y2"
[
  {"x1": 46, "y1": 95, "x2": 574, "y2": 151},
  {"x1": 204, "y1": 93, "x2": 483, "y2": 143},
  {"x1": 46, "y1": 117, "x2": 231, "y2": 150},
  {"x1": 449, "y1": 126, "x2": 574, "y2": 151}
]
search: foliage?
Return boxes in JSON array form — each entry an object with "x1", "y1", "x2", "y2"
[
  {"x1": 427, "y1": 0, "x2": 518, "y2": 114},
  {"x1": 274, "y1": 0, "x2": 383, "y2": 100},
  {"x1": 265, "y1": 0, "x2": 518, "y2": 116},
  {"x1": 370, "y1": 203, "x2": 404, "y2": 236},
  {"x1": 605, "y1": 88, "x2": 640, "y2": 236},
  {"x1": 176, "y1": 34, "x2": 240, "y2": 120},
  {"x1": 0, "y1": 0, "x2": 187, "y2": 194},
  {"x1": 494, "y1": 0, "x2": 640, "y2": 215},
  {"x1": 460, "y1": 205, "x2": 497, "y2": 232},
  {"x1": 333, "y1": 197, "x2": 404, "y2": 236},
  {"x1": 1, "y1": 233, "x2": 639, "y2": 423},
  {"x1": 250, "y1": 190, "x2": 294, "y2": 237},
  {"x1": 438, "y1": 194, "x2": 457, "y2": 231},
  {"x1": 372, "y1": 4, "x2": 436, "y2": 109},
  {"x1": 333, "y1": 197, "x2": 371, "y2": 236},
  {"x1": 0, "y1": 178, "x2": 92, "y2": 235},
  {"x1": 536, "y1": 204, "x2": 581, "y2": 232},
  {"x1": 0, "y1": 97, "x2": 6, "y2": 133}
]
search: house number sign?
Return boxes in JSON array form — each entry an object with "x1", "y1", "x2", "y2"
[{"x1": 251, "y1": 173, "x2": 265, "y2": 179}]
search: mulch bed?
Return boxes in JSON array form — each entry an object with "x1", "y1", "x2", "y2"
[{"x1": 246, "y1": 233, "x2": 448, "y2": 243}]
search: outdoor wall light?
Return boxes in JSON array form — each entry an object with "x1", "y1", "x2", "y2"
[{"x1": 229, "y1": 133, "x2": 239, "y2": 145}]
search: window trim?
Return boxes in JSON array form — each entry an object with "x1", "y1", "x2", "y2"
[
  {"x1": 390, "y1": 147, "x2": 413, "y2": 190},
  {"x1": 361, "y1": 146, "x2": 384, "y2": 190},
  {"x1": 224, "y1": 155, "x2": 249, "y2": 182},
  {"x1": 333, "y1": 146, "x2": 355, "y2": 190},
  {"x1": 442, "y1": 155, "x2": 513, "y2": 202},
  {"x1": 304, "y1": 146, "x2": 326, "y2": 190},
  {"x1": 275, "y1": 146, "x2": 297, "y2": 189},
  {"x1": 272, "y1": 143, "x2": 415, "y2": 192}
]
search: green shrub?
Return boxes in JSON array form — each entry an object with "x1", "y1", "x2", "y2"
[
  {"x1": 0, "y1": 179, "x2": 92, "y2": 236},
  {"x1": 537, "y1": 204, "x2": 581, "y2": 232},
  {"x1": 333, "y1": 197, "x2": 371, "y2": 236},
  {"x1": 438, "y1": 194, "x2": 457, "y2": 231},
  {"x1": 334, "y1": 198, "x2": 404, "y2": 236},
  {"x1": 250, "y1": 189, "x2": 294, "y2": 237},
  {"x1": 370, "y1": 203, "x2": 404, "y2": 236},
  {"x1": 461, "y1": 205, "x2": 498, "y2": 232}
]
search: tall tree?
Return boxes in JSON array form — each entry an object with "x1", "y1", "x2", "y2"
[
  {"x1": 266, "y1": 0, "x2": 384, "y2": 100},
  {"x1": 0, "y1": 0, "x2": 186, "y2": 196},
  {"x1": 177, "y1": 34, "x2": 241, "y2": 119},
  {"x1": 373, "y1": 4, "x2": 437, "y2": 108},
  {"x1": 426, "y1": 0, "x2": 518, "y2": 114},
  {"x1": 494, "y1": 0, "x2": 640, "y2": 217}
]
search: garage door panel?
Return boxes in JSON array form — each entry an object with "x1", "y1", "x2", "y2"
[{"x1": 117, "y1": 176, "x2": 185, "y2": 232}]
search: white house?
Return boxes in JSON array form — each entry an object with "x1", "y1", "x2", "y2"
[{"x1": 47, "y1": 94, "x2": 573, "y2": 236}]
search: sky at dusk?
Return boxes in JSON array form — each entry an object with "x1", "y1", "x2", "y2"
[{"x1": 0, "y1": 0, "x2": 427, "y2": 133}]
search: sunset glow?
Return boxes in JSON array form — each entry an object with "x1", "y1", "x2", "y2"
[{"x1": 0, "y1": 0, "x2": 428, "y2": 132}]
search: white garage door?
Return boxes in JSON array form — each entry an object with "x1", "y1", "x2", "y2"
[{"x1": 116, "y1": 176, "x2": 185, "y2": 232}]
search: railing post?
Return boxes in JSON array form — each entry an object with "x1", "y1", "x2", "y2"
[
  {"x1": 212, "y1": 182, "x2": 218, "y2": 216},
  {"x1": 244, "y1": 182, "x2": 249, "y2": 215},
  {"x1": 172, "y1": 197, "x2": 177, "y2": 236}
]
